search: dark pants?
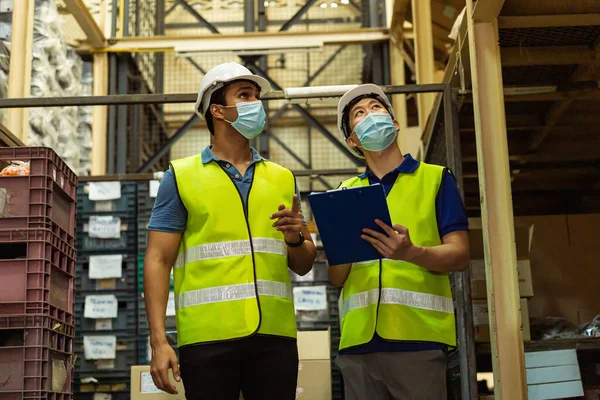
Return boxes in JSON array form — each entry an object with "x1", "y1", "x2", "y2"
[
  {"x1": 336, "y1": 350, "x2": 447, "y2": 400},
  {"x1": 179, "y1": 335, "x2": 299, "y2": 400}
]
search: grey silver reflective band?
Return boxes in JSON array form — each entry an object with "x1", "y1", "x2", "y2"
[
  {"x1": 176, "y1": 279, "x2": 292, "y2": 310},
  {"x1": 341, "y1": 288, "x2": 453, "y2": 318},
  {"x1": 174, "y1": 238, "x2": 287, "y2": 268}
]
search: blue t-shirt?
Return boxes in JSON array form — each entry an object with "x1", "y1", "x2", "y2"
[
  {"x1": 339, "y1": 154, "x2": 469, "y2": 355},
  {"x1": 148, "y1": 146, "x2": 304, "y2": 233}
]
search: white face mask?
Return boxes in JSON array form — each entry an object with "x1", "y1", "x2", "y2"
[{"x1": 222, "y1": 101, "x2": 267, "y2": 139}]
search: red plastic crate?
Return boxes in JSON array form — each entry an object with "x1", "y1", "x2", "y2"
[
  {"x1": 0, "y1": 217, "x2": 75, "y2": 249},
  {"x1": 0, "y1": 173, "x2": 76, "y2": 237},
  {"x1": 0, "y1": 315, "x2": 73, "y2": 399},
  {"x1": 0, "y1": 228, "x2": 76, "y2": 274}
]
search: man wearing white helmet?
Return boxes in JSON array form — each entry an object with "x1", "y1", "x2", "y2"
[
  {"x1": 144, "y1": 62, "x2": 316, "y2": 400},
  {"x1": 328, "y1": 84, "x2": 470, "y2": 399}
]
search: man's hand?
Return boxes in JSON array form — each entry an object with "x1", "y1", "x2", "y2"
[
  {"x1": 270, "y1": 194, "x2": 303, "y2": 243},
  {"x1": 361, "y1": 219, "x2": 423, "y2": 261},
  {"x1": 150, "y1": 341, "x2": 181, "y2": 394}
]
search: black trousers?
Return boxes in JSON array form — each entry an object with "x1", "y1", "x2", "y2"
[{"x1": 179, "y1": 335, "x2": 299, "y2": 400}]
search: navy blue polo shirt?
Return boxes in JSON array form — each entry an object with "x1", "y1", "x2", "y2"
[
  {"x1": 148, "y1": 146, "x2": 304, "y2": 233},
  {"x1": 339, "y1": 154, "x2": 469, "y2": 355}
]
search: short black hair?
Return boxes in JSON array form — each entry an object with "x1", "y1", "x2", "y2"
[
  {"x1": 204, "y1": 85, "x2": 227, "y2": 136},
  {"x1": 202, "y1": 80, "x2": 260, "y2": 136}
]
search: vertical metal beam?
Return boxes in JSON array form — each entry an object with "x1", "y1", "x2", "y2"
[
  {"x1": 155, "y1": 0, "x2": 166, "y2": 94},
  {"x1": 244, "y1": 0, "x2": 255, "y2": 33},
  {"x1": 411, "y1": 0, "x2": 436, "y2": 130},
  {"x1": 138, "y1": 115, "x2": 199, "y2": 173},
  {"x1": 123, "y1": 0, "x2": 130, "y2": 36},
  {"x1": 116, "y1": 56, "x2": 129, "y2": 173},
  {"x1": 6, "y1": 0, "x2": 34, "y2": 144},
  {"x1": 279, "y1": 0, "x2": 319, "y2": 31},
  {"x1": 444, "y1": 88, "x2": 477, "y2": 400},
  {"x1": 465, "y1": 0, "x2": 527, "y2": 397},
  {"x1": 132, "y1": 103, "x2": 141, "y2": 170},
  {"x1": 178, "y1": 0, "x2": 220, "y2": 33}
]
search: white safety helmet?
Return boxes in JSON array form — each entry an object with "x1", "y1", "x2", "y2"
[
  {"x1": 337, "y1": 84, "x2": 396, "y2": 158},
  {"x1": 194, "y1": 62, "x2": 271, "y2": 119}
]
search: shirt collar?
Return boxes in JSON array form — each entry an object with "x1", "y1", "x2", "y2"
[
  {"x1": 358, "y1": 153, "x2": 420, "y2": 179},
  {"x1": 201, "y1": 145, "x2": 264, "y2": 165}
]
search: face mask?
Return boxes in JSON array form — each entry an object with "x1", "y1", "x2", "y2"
[
  {"x1": 353, "y1": 112, "x2": 398, "y2": 152},
  {"x1": 222, "y1": 101, "x2": 267, "y2": 139}
]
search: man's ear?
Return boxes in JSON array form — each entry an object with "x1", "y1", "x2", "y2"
[
  {"x1": 346, "y1": 135, "x2": 359, "y2": 149},
  {"x1": 210, "y1": 104, "x2": 225, "y2": 121},
  {"x1": 393, "y1": 119, "x2": 400, "y2": 132}
]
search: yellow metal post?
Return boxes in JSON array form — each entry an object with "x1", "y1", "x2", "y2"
[{"x1": 411, "y1": 0, "x2": 435, "y2": 130}]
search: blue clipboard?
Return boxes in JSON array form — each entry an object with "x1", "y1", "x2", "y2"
[{"x1": 308, "y1": 184, "x2": 392, "y2": 266}]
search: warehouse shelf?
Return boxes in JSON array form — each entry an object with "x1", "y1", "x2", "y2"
[
  {"x1": 476, "y1": 338, "x2": 600, "y2": 354},
  {"x1": 75, "y1": 253, "x2": 138, "y2": 293}
]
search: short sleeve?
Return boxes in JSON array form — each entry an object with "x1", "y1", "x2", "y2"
[
  {"x1": 436, "y1": 169, "x2": 469, "y2": 238},
  {"x1": 147, "y1": 169, "x2": 188, "y2": 233}
]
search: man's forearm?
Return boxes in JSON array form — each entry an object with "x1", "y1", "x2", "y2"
[
  {"x1": 144, "y1": 255, "x2": 172, "y2": 346},
  {"x1": 288, "y1": 241, "x2": 317, "y2": 276},
  {"x1": 407, "y1": 243, "x2": 469, "y2": 273}
]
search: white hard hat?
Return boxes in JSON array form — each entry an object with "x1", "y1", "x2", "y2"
[
  {"x1": 194, "y1": 62, "x2": 271, "y2": 119},
  {"x1": 337, "y1": 84, "x2": 396, "y2": 158}
]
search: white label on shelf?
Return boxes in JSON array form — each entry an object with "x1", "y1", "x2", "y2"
[
  {"x1": 94, "y1": 200, "x2": 114, "y2": 212},
  {"x1": 88, "y1": 182, "x2": 122, "y2": 201},
  {"x1": 293, "y1": 285, "x2": 327, "y2": 311},
  {"x1": 141, "y1": 372, "x2": 164, "y2": 394},
  {"x1": 149, "y1": 180, "x2": 160, "y2": 198},
  {"x1": 93, "y1": 394, "x2": 111, "y2": 400},
  {"x1": 89, "y1": 255, "x2": 123, "y2": 279},
  {"x1": 88, "y1": 216, "x2": 121, "y2": 239},
  {"x1": 83, "y1": 336, "x2": 116, "y2": 360},
  {"x1": 95, "y1": 319, "x2": 113, "y2": 331},
  {"x1": 84, "y1": 295, "x2": 118, "y2": 319},
  {"x1": 166, "y1": 292, "x2": 176, "y2": 317},
  {"x1": 96, "y1": 359, "x2": 115, "y2": 369}
]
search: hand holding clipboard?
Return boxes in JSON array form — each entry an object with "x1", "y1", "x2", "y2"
[{"x1": 308, "y1": 184, "x2": 393, "y2": 266}]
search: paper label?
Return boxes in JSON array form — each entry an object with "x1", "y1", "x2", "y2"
[
  {"x1": 166, "y1": 292, "x2": 176, "y2": 317},
  {"x1": 95, "y1": 319, "x2": 112, "y2": 331},
  {"x1": 94, "y1": 200, "x2": 114, "y2": 212},
  {"x1": 88, "y1": 182, "x2": 122, "y2": 201},
  {"x1": 141, "y1": 372, "x2": 164, "y2": 394},
  {"x1": 83, "y1": 336, "x2": 116, "y2": 360},
  {"x1": 88, "y1": 216, "x2": 121, "y2": 239},
  {"x1": 89, "y1": 255, "x2": 123, "y2": 279},
  {"x1": 149, "y1": 180, "x2": 160, "y2": 198},
  {"x1": 96, "y1": 359, "x2": 115, "y2": 369},
  {"x1": 93, "y1": 394, "x2": 111, "y2": 400},
  {"x1": 84, "y1": 295, "x2": 118, "y2": 319},
  {"x1": 293, "y1": 286, "x2": 327, "y2": 311}
]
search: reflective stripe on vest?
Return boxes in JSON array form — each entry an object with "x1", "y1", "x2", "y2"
[
  {"x1": 176, "y1": 280, "x2": 292, "y2": 310},
  {"x1": 342, "y1": 288, "x2": 454, "y2": 319},
  {"x1": 174, "y1": 238, "x2": 287, "y2": 268}
]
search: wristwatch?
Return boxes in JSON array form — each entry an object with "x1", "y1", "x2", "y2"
[{"x1": 285, "y1": 231, "x2": 305, "y2": 248}]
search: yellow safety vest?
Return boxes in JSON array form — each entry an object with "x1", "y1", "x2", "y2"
[
  {"x1": 170, "y1": 154, "x2": 297, "y2": 347},
  {"x1": 338, "y1": 162, "x2": 456, "y2": 350}
]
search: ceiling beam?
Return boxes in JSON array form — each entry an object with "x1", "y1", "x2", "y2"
[
  {"x1": 498, "y1": 13, "x2": 600, "y2": 29},
  {"x1": 472, "y1": 0, "x2": 506, "y2": 23},
  {"x1": 528, "y1": 39, "x2": 600, "y2": 151},
  {"x1": 63, "y1": 0, "x2": 105, "y2": 48},
  {"x1": 100, "y1": 28, "x2": 389, "y2": 53},
  {"x1": 500, "y1": 45, "x2": 597, "y2": 67}
]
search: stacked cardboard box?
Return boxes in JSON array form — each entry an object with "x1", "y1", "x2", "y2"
[{"x1": 469, "y1": 219, "x2": 534, "y2": 343}]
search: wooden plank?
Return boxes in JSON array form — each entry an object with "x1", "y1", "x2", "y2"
[
  {"x1": 63, "y1": 0, "x2": 105, "y2": 48},
  {"x1": 472, "y1": 0, "x2": 506, "y2": 23},
  {"x1": 6, "y1": 0, "x2": 34, "y2": 144},
  {"x1": 500, "y1": 46, "x2": 596, "y2": 67},
  {"x1": 389, "y1": 38, "x2": 409, "y2": 151},
  {"x1": 498, "y1": 13, "x2": 600, "y2": 28},
  {"x1": 0, "y1": 122, "x2": 25, "y2": 147},
  {"x1": 411, "y1": 0, "x2": 436, "y2": 132},
  {"x1": 465, "y1": 0, "x2": 527, "y2": 397},
  {"x1": 91, "y1": 53, "x2": 109, "y2": 175}
]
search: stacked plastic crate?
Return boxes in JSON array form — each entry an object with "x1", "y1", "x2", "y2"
[
  {"x1": 135, "y1": 180, "x2": 177, "y2": 365},
  {"x1": 74, "y1": 182, "x2": 138, "y2": 399},
  {"x1": 0, "y1": 147, "x2": 77, "y2": 400}
]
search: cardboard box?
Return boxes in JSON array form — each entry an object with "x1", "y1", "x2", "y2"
[
  {"x1": 131, "y1": 330, "x2": 332, "y2": 400},
  {"x1": 525, "y1": 350, "x2": 584, "y2": 400},
  {"x1": 473, "y1": 298, "x2": 530, "y2": 343},
  {"x1": 468, "y1": 222, "x2": 532, "y2": 260},
  {"x1": 130, "y1": 366, "x2": 186, "y2": 400},
  {"x1": 470, "y1": 259, "x2": 534, "y2": 299}
]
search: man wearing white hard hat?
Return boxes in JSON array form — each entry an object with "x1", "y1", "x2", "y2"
[
  {"x1": 328, "y1": 84, "x2": 470, "y2": 399},
  {"x1": 144, "y1": 62, "x2": 316, "y2": 400}
]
